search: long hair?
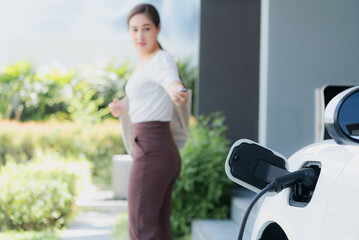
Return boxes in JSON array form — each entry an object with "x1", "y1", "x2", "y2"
[{"x1": 127, "y1": 4, "x2": 163, "y2": 49}]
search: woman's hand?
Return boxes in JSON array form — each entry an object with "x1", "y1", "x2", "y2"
[
  {"x1": 168, "y1": 81, "x2": 189, "y2": 106},
  {"x1": 108, "y1": 98, "x2": 124, "y2": 118}
]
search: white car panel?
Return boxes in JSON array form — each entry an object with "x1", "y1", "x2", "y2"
[{"x1": 251, "y1": 140, "x2": 359, "y2": 240}]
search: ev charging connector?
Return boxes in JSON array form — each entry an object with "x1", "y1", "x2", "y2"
[{"x1": 224, "y1": 139, "x2": 320, "y2": 240}]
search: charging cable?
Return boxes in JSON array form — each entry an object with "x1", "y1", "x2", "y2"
[{"x1": 237, "y1": 168, "x2": 318, "y2": 240}]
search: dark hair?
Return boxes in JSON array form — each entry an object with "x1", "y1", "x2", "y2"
[
  {"x1": 127, "y1": 3, "x2": 163, "y2": 49},
  {"x1": 127, "y1": 4, "x2": 160, "y2": 28}
]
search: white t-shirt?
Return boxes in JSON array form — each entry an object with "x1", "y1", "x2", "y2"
[{"x1": 125, "y1": 50, "x2": 181, "y2": 123}]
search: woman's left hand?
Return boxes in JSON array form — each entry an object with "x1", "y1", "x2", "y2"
[{"x1": 168, "y1": 81, "x2": 189, "y2": 106}]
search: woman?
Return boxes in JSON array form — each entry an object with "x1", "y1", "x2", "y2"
[{"x1": 109, "y1": 3, "x2": 188, "y2": 240}]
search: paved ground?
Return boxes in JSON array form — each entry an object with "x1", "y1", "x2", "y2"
[
  {"x1": 59, "y1": 185, "x2": 128, "y2": 240},
  {"x1": 59, "y1": 211, "x2": 119, "y2": 240}
]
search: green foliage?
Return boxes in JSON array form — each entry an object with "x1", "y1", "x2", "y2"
[
  {"x1": 0, "y1": 61, "x2": 33, "y2": 120},
  {"x1": 0, "y1": 158, "x2": 91, "y2": 232},
  {"x1": 176, "y1": 58, "x2": 198, "y2": 115},
  {"x1": 0, "y1": 134, "x2": 34, "y2": 166},
  {"x1": 20, "y1": 63, "x2": 73, "y2": 121},
  {"x1": 0, "y1": 120, "x2": 126, "y2": 187},
  {"x1": 172, "y1": 113, "x2": 233, "y2": 237},
  {"x1": 0, "y1": 60, "x2": 132, "y2": 122},
  {"x1": 67, "y1": 61, "x2": 130, "y2": 124},
  {"x1": 0, "y1": 59, "x2": 198, "y2": 122},
  {"x1": 176, "y1": 235, "x2": 192, "y2": 240},
  {"x1": 67, "y1": 80, "x2": 109, "y2": 124},
  {"x1": 103, "y1": 60, "x2": 131, "y2": 103}
]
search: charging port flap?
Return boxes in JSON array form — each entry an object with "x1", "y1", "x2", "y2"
[{"x1": 225, "y1": 139, "x2": 288, "y2": 193}]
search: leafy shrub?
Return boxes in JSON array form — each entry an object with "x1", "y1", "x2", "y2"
[
  {"x1": 67, "y1": 61, "x2": 130, "y2": 124},
  {"x1": 171, "y1": 113, "x2": 233, "y2": 237},
  {"x1": 0, "y1": 157, "x2": 91, "y2": 231},
  {"x1": 0, "y1": 120, "x2": 126, "y2": 186},
  {"x1": 0, "y1": 134, "x2": 34, "y2": 166},
  {"x1": 176, "y1": 58, "x2": 198, "y2": 115},
  {"x1": 0, "y1": 59, "x2": 198, "y2": 122},
  {"x1": 0, "y1": 61, "x2": 33, "y2": 120},
  {"x1": 20, "y1": 62, "x2": 74, "y2": 121},
  {"x1": 67, "y1": 80, "x2": 109, "y2": 124},
  {"x1": 0, "y1": 60, "x2": 132, "y2": 122}
]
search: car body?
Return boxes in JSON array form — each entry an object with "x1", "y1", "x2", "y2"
[
  {"x1": 226, "y1": 86, "x2": 359, "y2": 240},
  {"x1": 252, "y1": 140, "x2": 359, "y2": 240}
]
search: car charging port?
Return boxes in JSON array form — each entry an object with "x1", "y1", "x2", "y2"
[
  {"x1": 237, "y1": 162, "x2": 321, "y2": 240},
  {"x1": 289, "y1": 162, "x2": 321, "y2": 207}
]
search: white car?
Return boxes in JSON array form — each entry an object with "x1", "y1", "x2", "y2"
[{"x1": 225, "y1": 86, "x2": 359, "y2": 240}]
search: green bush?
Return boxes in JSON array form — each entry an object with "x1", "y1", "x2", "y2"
[
  {"x1": 67, "y1": 80, "x2": 109, "y2": 124},
  {"x1": 176, "y1": 58, "x2": 198, "y2": 115},
  {"x1": 20, "y1": 63, "x2": 74, "y2": 121},
  {"x1": 0, "y1": 120, "x2": 126, "y2": 187},
  {"x1": 0, "y1": 60, "x2": 131, "y2": 122},
  {"x1": 0, "y1": 61, "x2": 33, "y2": 120},
  {"x1": 171, "y1": 113, "x2": 233, "y2": 237},
  {"x1": 0, "y1": 134, "x2": 34, "y2": 166},
  {"x1": 0, "y1": 158, "x2": 91, "y2": 231},
  {"x1": 0, "y1": 59, "x2": 198, "y2": 122},
  {"x1": 67, "y1": 61, "x2": 130, "y2": 124}
]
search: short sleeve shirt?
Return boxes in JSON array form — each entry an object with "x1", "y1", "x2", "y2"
[{"x1": 125, "y1": 50, "x2": 181, "y2": 123}]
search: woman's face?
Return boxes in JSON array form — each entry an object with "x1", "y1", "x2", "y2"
[{"x1": 128, "y1": 13, "x2": 160, "y2": 54}]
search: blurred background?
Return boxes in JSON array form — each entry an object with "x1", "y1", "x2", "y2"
[
  {"x1": 1, "y1": 0, "x2": 359, "y2": 239},
  {"x1": 0, "y1": 0, "x2": 200, "y2": 67},
  {"x1": 0, "y1": 1, "x2": 230, "y2": 239}
]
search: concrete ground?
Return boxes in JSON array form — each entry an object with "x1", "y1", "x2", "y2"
[
  {"x1": 59, "y1": 211, "x2": 119, "y2": 240},
  {"x1": 59, "y1": 185, "x2": 128, "y2": 240}
]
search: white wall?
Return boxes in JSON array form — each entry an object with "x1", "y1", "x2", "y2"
[{"x1": 260, "y1": 0, "x2": 359, "y2": 156}]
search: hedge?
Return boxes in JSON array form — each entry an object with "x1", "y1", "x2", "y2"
[
  {"x1": 0, "y1": 157, "x2": 91, "y2": 231},
  {"x1": 0, "y1": 120, "x2": 126, "y2": 187},
  {"x1": 172, "y1": 113, "x2": 234, "y2": 237}
]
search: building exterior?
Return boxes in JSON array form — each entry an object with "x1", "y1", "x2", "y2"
[
  {"x1": 198, "y1": 0, "x2": 359, "y2": 157},
  {"x1": 194, "y1": 1, "x2": 359, "y2": 238}
]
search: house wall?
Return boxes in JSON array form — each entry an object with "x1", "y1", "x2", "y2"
[
  {"x1": 261, "y1": 0, "x2": 359, "y2": 156},
  {"x1": 198, "y1": 0, "x2": 261, "y2": 143}
]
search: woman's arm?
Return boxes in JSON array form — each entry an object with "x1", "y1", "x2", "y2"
[{"x1": 167, "y1": 81, "x2": 189, "y2": 106}]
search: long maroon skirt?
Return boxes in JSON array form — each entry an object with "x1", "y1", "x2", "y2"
[{"x1": 128, "y1": 121, "x2": 181, "y2": 240}]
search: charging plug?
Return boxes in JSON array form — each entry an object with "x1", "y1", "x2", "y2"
[{"x1": 272, "y1": 168, "x2": 318, "y2": 193}]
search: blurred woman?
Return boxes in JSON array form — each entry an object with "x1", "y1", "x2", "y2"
[{"x1": 109, "y1": 3, "x2": 188, "y2": 240}]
